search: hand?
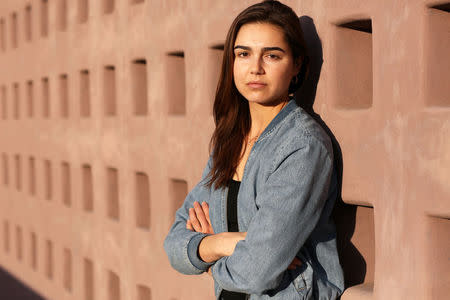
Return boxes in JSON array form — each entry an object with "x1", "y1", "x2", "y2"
[
  {"x1": 201, "y1": 231, "x2": 247, "y2": 278},
  {"x1": 186, "y1": 202, "x2": 301, "y2": 271},
  {"x1": 186, "y1": 201, "x2": 214, "y2": 234},
  {"x1": 216, "y1": 231, "x2": 247, "y2": 257},
  {"x1": 217, "y1": 230, "x2": 300, "y2": 269},
  {"x1": 219, "y1": 233, "x2": 301, "y2": 270},
  {"x1": 287, "y1": 256, "x2": 302, "y2": 270},
  {"x1": 206, "y1": 265, "x2": 213, "y2": 277}
]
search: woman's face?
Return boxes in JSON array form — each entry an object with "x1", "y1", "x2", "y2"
[{"x1": 233, "y1": 22, "x2": 300, "y2": 106}]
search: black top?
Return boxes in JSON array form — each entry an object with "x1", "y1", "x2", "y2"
[{"x1": 219, "y1": 179, "x2": 249, "y2": 300}]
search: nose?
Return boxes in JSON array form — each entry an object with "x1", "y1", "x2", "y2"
[{"x1": 250, "y1": 56, "x2": 264, "y2": 75}]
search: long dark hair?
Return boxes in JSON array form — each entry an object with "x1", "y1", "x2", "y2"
[{"x1": 205, "y1": 0, "x2": 310, "y2": 190}]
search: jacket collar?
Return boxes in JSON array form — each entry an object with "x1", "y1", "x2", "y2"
[{"x1": 256, "y1": 97, "x2": 298, "y2": 143}]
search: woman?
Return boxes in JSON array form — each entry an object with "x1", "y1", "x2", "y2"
[{"x1": 164, "y1": 1, "x2": 344, "y2": 299}]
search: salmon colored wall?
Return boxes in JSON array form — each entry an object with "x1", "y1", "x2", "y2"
[{"x1": 0, "y1": 1, "x2": 448, "y2": 299}]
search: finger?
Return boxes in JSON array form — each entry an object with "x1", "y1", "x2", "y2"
[
  {"x1": 186, "y1": 219, "x2": 193, "y2": 231},
  {"x1": 293, "y1": 257, "x2": 302, "y2": 266},
  {"x1": 201, "y1": 202, "x2": 214, "y2": 233},
  {"x1": 189, "y1": 207, "x2": 202, "y2": 232},
  {"x1": 291, "y1": 257, "x2": 302, "y2": 268},
  {"x1": 287, "y1": 257, "x2": 302, "y2": 270},
  {"x1": 193, "y1": 201, "x2": 209, "y2": 233},
  {"x1": 202, "y1": 202, "x2": 212, "y2": 225},
  {"x1": 194, "y1": 201, "x2": 209, "y2": 228}
]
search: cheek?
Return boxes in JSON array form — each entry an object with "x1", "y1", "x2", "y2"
[
  {"x1": 275, "y1": 65, "x2": 294, "y2": 84},
  {"x1": 266, "y1": 68, "x2": 293, "y2": 96},
  {"x1": 233, "y1": 63, "x2": 238, "y2": 81},
  {"x1": 233, "y1": 62, "x2": 245, "y2": 85}
]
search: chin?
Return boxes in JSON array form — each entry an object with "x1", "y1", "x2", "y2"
[{"x1": 244, "y1": 96, "x2": 282, "y2": 106}]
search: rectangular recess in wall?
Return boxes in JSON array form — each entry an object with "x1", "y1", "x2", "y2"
[
  {"x1": 334, "y1": 19, "x2": 373, "y2": 109},
  {"x1": 58, "y1": 0, "x2": 68, "y2": 31},
  {"x1": 169, "y1": 178, "x2": 188, "y2": 224},
  {"x1": 63, "y1": 248, "x2": 72, "y2": 291},
  {"x1": 103, "y1": 0, "x2": 115, "y2": 14},
  {"x1": 82, "y1": 164, "x2": 94, "y2": 211},
  {"x1": 425, "y1": 4, "x2": 450, "y2": 107},
  {"x1": 131, "y1": 59, "x2": 148, "y2": 115},
  {"x1": 13, "y1": 82, "x2": 19, "y2": 119},
  {"x1": 27, "y1": 80, "x2": 34, "y2": 117},
  {"x1": 2, "y1": 153, "x2": 8, "y2": 186},
  {"x1": 62, "y1": 162, "x2": 71, "y2": 207},
  {"x1": 16, "y1": 225, "x2": 22, "y2": 261},
  {"x1": 11, "y1": 13, "x2": 17, "y2": 49},
  {"x1": 84, "y1": 258, "x2": 94, "y2": 300},
  {"x1": 4, "y1": 221, "x2": 10, "y2": 253},
  {"x1": 60, "y1": 74, "x2": 69, "y2": 118},
  {"x1": 29, "y1": 156, "x2": 36, "y2": 195},
  {"x1": 25, "y1": 5, "x2": 32, "y2": 41},
  {"x1": 108, "y1": 270, "x2": 121, "y2": 300},
  {"x1": 81, "y1": 164, "x2": 94, "y2": 211},
  {"x1": 31, "y1": 232, "x2": 37, "y2": 270},
  {"x1": 135, "y1": 172, "x2": 150, "y2": 229},
  {"x1": 80, "y1": 70, "x2": 91, "y2": 117},
  {"x1": 42, "y1": 77, "x2": 50, "y2": 118},
  {"x1": 104, "y1": 66, "x2": 116, "y2": 116},
  {"x1": 41, "y1": 0, "x2": 48, "y2": 37},
  {"x1": 107, "y1": 167, "x2": 119, "y2": 220},
  {"x1": 78, "y1": 0, "x2": 89, "y2": 23},
  {"x1": 1, "y1": 85, "x2": 6, "y2": 119},
  {"x1": 0, "y1": 18, "x2": 5, "y2": 51},
  {"x1": 333, "y1": 202, "x2": 375, "y2": 291},
  {"x1": 45, "y1": 239, "x2": 53, "y2": 279},
  {"x1": 14, "y1": 154, "x2": 21, "y2": 191},
  {"x1": 137, "y1": 284, "x2": 151, "y2": 300},
  {"x1": 431, "y1": 3, "x2": 450, "y2": 12},
  {"x1": 44, "y1": 159, "x2": 52, "y2": 200},
  {"x1": 166, "y1": 51, "x2": 186, "y2": 115},
  {"x1": 208, "y1": 44, "x2": 225, "y2": 114},
  {"x1": 426, "y1": 215, "x2": 450, "y2": 299}
]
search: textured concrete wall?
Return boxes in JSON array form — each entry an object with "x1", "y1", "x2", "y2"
[{"x1": 0, "y1": 0, "x2": 448, "y2": 300}]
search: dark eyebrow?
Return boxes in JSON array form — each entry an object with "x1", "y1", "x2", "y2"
[{"x1": 233, "y1": 45, "x2": 286, "y2": 53}]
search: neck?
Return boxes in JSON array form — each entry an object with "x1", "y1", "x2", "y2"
[{"x1": 247, "y1": 96, "x2": 290, "y2": 138}]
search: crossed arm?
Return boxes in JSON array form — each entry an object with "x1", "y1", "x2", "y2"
[{"x1": 185, "y1": 201, "x2": 302, "y2": 276}]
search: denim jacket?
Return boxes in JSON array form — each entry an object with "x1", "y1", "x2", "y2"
[{"x1": 163, "y1": 98, "x2": 344, "y2": 299}]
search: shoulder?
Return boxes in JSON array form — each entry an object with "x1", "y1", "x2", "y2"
[
  {"x1": 292, "y1": 106, "x2": 333, "y2": 157},
  {"x1": 263, "y1": 103, "x2": 333, "y2": 160}
]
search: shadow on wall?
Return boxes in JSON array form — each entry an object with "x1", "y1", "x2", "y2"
[
  {"x1": 0, "y1": 267, "x2": 47, "y2": 300},
  {"x1": 296, "y1": 15, "x2": 369, "y2": 290}
]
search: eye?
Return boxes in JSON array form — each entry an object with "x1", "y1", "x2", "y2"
[
  {"x1": 266, "y1": 54, "x2": 280, "y2": 60},
  {"x1": 236, "y1": 51, "x2": 249, "y2": 57}
]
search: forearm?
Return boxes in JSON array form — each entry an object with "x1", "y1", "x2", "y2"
[
  {"x1": 199, "y1": 232, "x2": 247, "y2": 263},
  {"x1": 198, "y1": 234, "x2": 224, "y2": 263}
]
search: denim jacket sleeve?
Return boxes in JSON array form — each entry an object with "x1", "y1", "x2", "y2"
[
  {"x1": 211, "y1": 135, "x2": 334, "y2": 295},
  {"x1": 163, "y1": 154, "x2": 215, "y2": 275}
]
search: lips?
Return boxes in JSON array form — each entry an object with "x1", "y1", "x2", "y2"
[{"x1": 247, "y1": 81, "x2": 267, "y2": 88}]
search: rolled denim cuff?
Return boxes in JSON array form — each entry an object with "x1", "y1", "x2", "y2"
[{"x1": 187, "y1": 233, "x2": 215, "y2": 272}]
